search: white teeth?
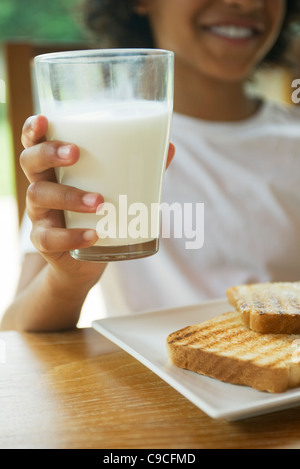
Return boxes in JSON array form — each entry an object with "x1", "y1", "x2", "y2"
[{"x1": 209, "y1": 25, "x2": 254, "y2": 39}]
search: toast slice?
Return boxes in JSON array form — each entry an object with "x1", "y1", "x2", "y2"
[
  {"x1": 166, "y1": 311, "x2": 300, "y2": 393},
  {"x1": 226, "y1": 282, "x2": 300, "y2": 334}
]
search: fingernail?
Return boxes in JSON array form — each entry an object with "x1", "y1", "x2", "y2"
[
  {"x1": 82, "y1": 193, "x2": 100, "y2": 207},
  {"x1": 27, "y1": 118, "x2": 37, "y2": 140},
  {"x1": 28, "y1": 116, "x2": 36, "y2": 132},
  {"x1": 58, "y1": 145, "x2": 72, "y2": 159},
  {"x1": 82, "y1": 230, "x2": 98, "y2": 242}
]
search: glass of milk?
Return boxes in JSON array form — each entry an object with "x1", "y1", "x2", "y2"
[{"x1": 34, "y1": 49, "x2": 174, "y2": 262}]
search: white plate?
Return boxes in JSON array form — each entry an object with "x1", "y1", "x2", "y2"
[{"x1": 92, "y1": 299, "x2": 300, "y2": 421}]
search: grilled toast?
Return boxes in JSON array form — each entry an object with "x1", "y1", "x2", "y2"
[
  {"x1": 166, "y1": 310, "x2": 300, "y2": 393},
  {"x1": 227, "y1": 282, "x2": 300, "y2": 334}
]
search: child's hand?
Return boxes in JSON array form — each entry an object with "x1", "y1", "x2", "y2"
[
  {"x1": 21, "y1": 114, "x2": 105, "y2": 282},
  {"x1": 21, "y1": 115, "x2": 175, "y2": 281}
]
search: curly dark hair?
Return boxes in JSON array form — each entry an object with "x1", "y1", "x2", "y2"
[{"x1": 82, "y1": 0, "x2": 300, "y2": 67}]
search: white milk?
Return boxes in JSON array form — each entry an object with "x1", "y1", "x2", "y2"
[{"x1": 47, "y1": 101, "x2": 172, "y2": 246}]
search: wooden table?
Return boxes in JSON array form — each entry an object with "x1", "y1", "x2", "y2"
[{"x1": 1, "y1": 327, "x2": 300, "y2": 449}]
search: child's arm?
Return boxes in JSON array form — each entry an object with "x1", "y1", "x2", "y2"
[{"x1": 1, "y1": 115, "x2": 106, "y2": 332}]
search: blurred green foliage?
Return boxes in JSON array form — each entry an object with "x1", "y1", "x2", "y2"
[{"x1": 0, "y1": 0, "x2": 86, "y2": 43}]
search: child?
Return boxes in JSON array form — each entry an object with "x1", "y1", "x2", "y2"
[{"x1": 2, "y1": 0, "x2": 300, "y2": 331}]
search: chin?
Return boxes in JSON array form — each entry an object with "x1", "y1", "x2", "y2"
[{"x1": 207, "y1": 63, "x2": 258, "y2": 84}]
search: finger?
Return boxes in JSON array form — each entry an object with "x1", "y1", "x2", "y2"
[
  {"x1": 21, "y1": 115, "x2": 49, "y2": 149},
  {"x1": 166, "y1": 143, "x2": 175, "y2": 169},
  {"x1": 26, "y1": 181, "x2": 104, "y2": 221},
  {"x1": 31, "y1": 224, "x2": 99, "y2": 254},
  {"x1": 20, "y1": 141, "x2": 80, "y2": 183}
]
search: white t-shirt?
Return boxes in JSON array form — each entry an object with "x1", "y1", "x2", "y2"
[{"x1": 20, "y1": 100, "x2": 300, "y2": 316}]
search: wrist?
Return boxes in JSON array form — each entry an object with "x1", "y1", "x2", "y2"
[{"x1": 46, "y1": 263, "x2": 101, "y2": 304}]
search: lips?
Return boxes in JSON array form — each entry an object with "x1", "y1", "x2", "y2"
[
  {"x1": 209, "y1": 25, "x2": 256, "y2": 39},
  {"x1": 201, "y1": 21, "x2": 265, "y2": 41}
]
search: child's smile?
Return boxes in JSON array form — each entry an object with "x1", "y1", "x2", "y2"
[{"x1": 143, "y1": 0, "x2": 286, "y2": 82}]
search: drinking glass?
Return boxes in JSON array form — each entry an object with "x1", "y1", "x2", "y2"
[{"x1": 34, "y1": 49, "x2": 174, "y2": 262}]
